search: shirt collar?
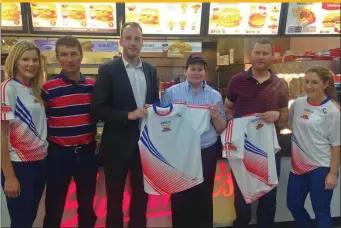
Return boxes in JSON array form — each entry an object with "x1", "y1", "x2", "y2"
[
  {"x1": 184, "y1": 80, "x2": 208, "y2": 91},
  {"x1": 246, "y1": 67, "x2": 276, "y2": 82},
  {"x1": 122, "y1": 55, "x2": 143, "y2": 68},
  {"x1": 58, "y1": 71, "x2": 86, "y2": 84}
]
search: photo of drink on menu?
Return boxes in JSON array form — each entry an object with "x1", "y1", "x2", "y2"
[
  {"x1": 285, "y1": 3, "x2": 340, "y2": 35},
  {"x1": 125, "y1": 3, "x2": 202, "y2": 35},
  {"x1": 208, "y1": 3, "x2": 282, "y2": 35},
  {"x1": 30, "y1": 3, "x2": 117, "y2": 33}
]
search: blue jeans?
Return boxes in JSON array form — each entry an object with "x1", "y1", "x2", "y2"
[
  {"x1": 287, "y1": 167, "x2": 334, "y2": 228},
  {"x1": 232, "y1": 152, "x2": 281, "y2": 228},
  {"x1": 1, "y1": 159, "x2": 47, "y2": 228}
]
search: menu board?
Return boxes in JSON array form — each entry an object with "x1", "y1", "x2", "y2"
[
  {"x1": 1, "y1": 3, "x2": 23, "y2": 31},
  {"x1": 30, "y1": 3, "x2": 117, "y2": 33},
  {"x1": 208, "y1": 3, "x2": 282, "y2": 35},
  {"x1": 125, "y1": 3, "x2": 202, "y2": 35},
  {"x1": 285, "y1": 3, "x2": 340, "y2": 35}
]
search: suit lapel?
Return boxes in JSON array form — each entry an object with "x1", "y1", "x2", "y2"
[
  {"x1": 142, "y1": 61, "x2": 151, "y2": 103},
  {"x1": 119, "y1": 58, "x2": 137, "y2": 108}
]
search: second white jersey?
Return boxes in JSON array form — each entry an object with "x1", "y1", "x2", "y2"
[
  {"x1": 221, "y1": 115, "x2": 280, "y2": 203},
  {"x1": 138, "y1": 103, "x2": 210, "y2": 195},
  {"x1": 289, "y1": 96, "x2": 340, "y2": 175}
]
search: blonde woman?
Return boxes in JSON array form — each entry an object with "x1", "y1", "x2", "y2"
[
  {"x1": 1, "y1": 41, "x2": 48, "y2": 228},
  {"x1": 287, "y1": 66, "x2": 340, "y2": 228}
]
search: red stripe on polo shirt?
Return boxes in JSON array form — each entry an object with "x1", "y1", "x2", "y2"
[
  {"x1": 49, "y1": 133, "x2": 95, "y2": 146},
  {"x1": 42, "y1": 78, "x2": 69, "y2": 91},
  {"x1": 48, "y1": 114, "x2": 93, "y2": 127},
  {"x1": 50, "y1": 94, "x2": 92, "y2": 107}
]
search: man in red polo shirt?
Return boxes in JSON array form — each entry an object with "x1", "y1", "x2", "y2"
[{"x1": 225, "y1": 39, "x2": 289, "y2": 228}]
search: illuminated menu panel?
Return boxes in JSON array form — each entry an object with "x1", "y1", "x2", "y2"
[
  {"x1": 125, "y1": 3, "x2": 202, "y2": 35},
  {"x1": 30, "y1": 3, "x2": 117, "y2": 33},
  {"x1": 1, "y1": 3, "x2": 23, "y2": 31},
  {"x1": 208, "y1": 3, "x2": 281, "y2": 35},
  {"x1": 285, "y1": 3, "x2": 340, "y2": 35}
]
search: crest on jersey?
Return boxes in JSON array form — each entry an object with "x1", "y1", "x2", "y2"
[
  {"x1": 160, "y1": 120, "x2": 171, "y2": 132},
  {"x1": 224, "y1": 142, "x2": 237, "y2": 151},
  {"x1": 300, "y1": 110, "x2": 311, "y2": 119},
  {"x1": 255, "y1": 120, "x2": 264, "y2": 130},
  {"x1": 1, "y1": 102, "x2": 12, "y2": 113}
]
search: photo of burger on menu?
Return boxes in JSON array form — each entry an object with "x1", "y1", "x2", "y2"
[
  {"x1": 208, "y1": 3, "x2": 281, "y2": 35},
  {"x1": 29, "y1": 3, "x2": 117, "y2": 33},
  {"x1": 31, "y1": 3, "x2": 58, "y2": 26},
  {"x1": 1, "y1": 3, "x2": 22, "y2": 29},
  {"x1": 61, "y1": 4, "x2": 87, "y2": 27},
  {"x1": 125, "y1": 3, "x2": 202, "y2": 35},
  {"x1": 89, "y1": 4, "x2": 115, "y2": 28}
]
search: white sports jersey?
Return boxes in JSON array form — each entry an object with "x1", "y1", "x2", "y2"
[
  {"x1": 1, "y1": 79, "x2": 48, "y2": 162},
  {"x1": 289, "y1": 96, "x2": 340, "y2": 175},
  {"x1": 138, "y1": 103, "x2": 210, "y2": 195},
  {"x1": 221, "y1": 115, "x2": 280, "y2": 203}
]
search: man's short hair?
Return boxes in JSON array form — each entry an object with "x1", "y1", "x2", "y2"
[
  {"x1": 120, "y1": 22, "x2": 143, "y2": 35},
  {"x1": 55, "y1": 35, "x2": 83, "y2": 56},
  {"x1": 251, "y1": 39, "x2": 274, "y2": 53}
]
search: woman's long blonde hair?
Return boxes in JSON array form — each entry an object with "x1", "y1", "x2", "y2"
[
  {"x1": 4, "y1": 41, "x2": 44, "y2": 104},
  {"x1": 305, "y1": 65, "x2": 337, "y2": 101}
]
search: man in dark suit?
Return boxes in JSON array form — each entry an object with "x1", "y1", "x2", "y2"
[{"x1": 91, "y1": 22, "x2": 159, "y2": 228}]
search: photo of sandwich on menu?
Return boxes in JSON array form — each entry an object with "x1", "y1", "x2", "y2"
[
  {"x1": 211, "y1": 7, "x2": 242, "y2": 27},
  {"x1": 139, "y1": 8, "x2": 160, "y2": 27},
  {"x1": 323, "y1": 12, "x2": 340, "y2": 33},
  {"x1": 1, "y1": 3, "x2": 22, "y2": 26},
  {"x1": 61, "y1": 4, "x2": 87, "y2": 27},
  {"x1": 248, "y1": 13, "x2": 266, "y2": 28},
  {"x1": 31, "y1": 3, "x2": 58, "y2": 26},
  {"x1": 89, "y1": 4, "x2": 115, "y2": 28}
]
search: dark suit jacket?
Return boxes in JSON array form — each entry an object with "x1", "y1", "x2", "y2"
[{"x1": 91, "y1": 58, "x2": 159, "y2": 164}]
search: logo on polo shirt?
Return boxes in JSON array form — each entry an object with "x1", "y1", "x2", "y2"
[{"x1": 161, "y1": 120, "x2": 171, "y2": 132}]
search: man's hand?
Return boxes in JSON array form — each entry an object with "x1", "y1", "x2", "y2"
[
  {"x1": 209, "y1": 104, "x2": 220, "y2": 119},
  {"x1": 255, "y1": 111, "x2": 280, "y2": 123},
  {"x1": 128, "y1": 108, "x2": 146, "y2": 120}
]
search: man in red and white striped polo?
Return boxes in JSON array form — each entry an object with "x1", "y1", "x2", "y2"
[{"x1": 41, "y1": 36, "x2": 98, "y2": 228}]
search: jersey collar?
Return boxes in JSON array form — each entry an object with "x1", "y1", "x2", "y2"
[
  {"x1": 152, "y1": 103, "x2": 173, "y2": 116},
  {"x1": 307, "y1": 96, "x2": 331, "y2": 106},
  {"x1": 12, "y1": 78, "x2": 31, "y2": 88}
]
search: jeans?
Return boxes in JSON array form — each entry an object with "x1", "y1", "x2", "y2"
[{"x1": 287, "y1": 167, "x2": 334, "y2": 228}]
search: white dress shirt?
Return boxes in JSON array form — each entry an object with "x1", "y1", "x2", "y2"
[{"x1": 122, "y1": 55, "x2": 147, "y2": 109}]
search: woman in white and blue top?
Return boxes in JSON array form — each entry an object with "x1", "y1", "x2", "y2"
[
  {"x1": 287, "y1": 65, "x2": 340, "y2": 228},
  {"x1": 161, "y1": 53, "x2": 226, "y2": 228}
]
